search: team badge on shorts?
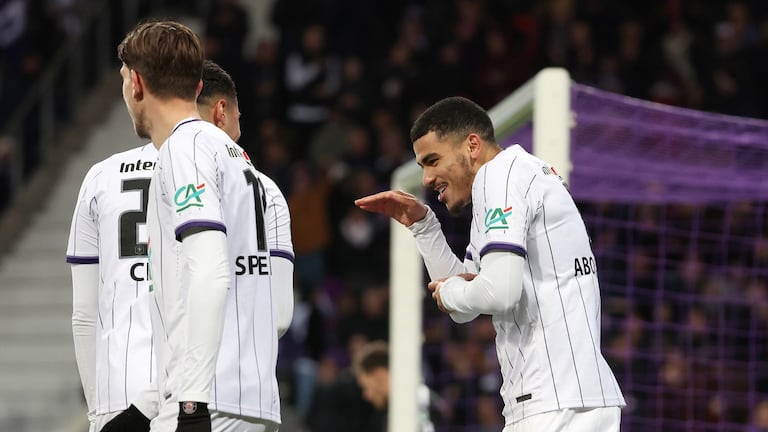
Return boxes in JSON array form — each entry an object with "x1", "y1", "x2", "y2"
[{"x1": 182, "y1": 401, "x2": 197, "y2": 414}]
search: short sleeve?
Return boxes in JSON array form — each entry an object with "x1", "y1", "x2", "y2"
[
  {"x1": 472, "y1": 162, "x2": 533, "y2": 259},
  {"x1": 66, "y1": 167, "x2": 100, "y2": 264},
  {"x1": 162, "y1": 134, "x2": 226, "y2": 241},
  {"x1": 263, "y1": 177, "x2": 294, "y2": 262}
]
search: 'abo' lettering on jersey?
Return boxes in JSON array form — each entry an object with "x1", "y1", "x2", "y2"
[{"x1": 574, "y1": 256, "x2": 597, "y2": 276}]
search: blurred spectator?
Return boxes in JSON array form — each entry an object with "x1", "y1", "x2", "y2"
[
  {"x1": 287, "y1": 162, "x2": 332, "y2": 296},
  {"x1": 204, "y1": 0, "x2": 249, "y2": 84},
  {"x1": 283, "y1": 24, "x2": 341, "y2": 155}
]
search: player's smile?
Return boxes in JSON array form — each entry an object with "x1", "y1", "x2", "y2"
[{"x1": 436, "y1": 184, "x2": 447, "y2": 203}]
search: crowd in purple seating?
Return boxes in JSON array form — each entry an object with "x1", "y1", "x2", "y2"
[{"x1": 4, "y1": 0, "x2": 768, "y2": 430}]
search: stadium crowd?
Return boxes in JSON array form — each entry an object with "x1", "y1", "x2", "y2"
[{"x1": 3, "y1": 0, "x2": 768, "y2": 431}]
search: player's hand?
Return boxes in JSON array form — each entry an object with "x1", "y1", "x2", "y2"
[
  {"x1": 100, "y1": 404, "x2": 150, "y2": 432},
  {"x1": 428, "y1": 274, "x2": 475, "y2": 313},
  {"x1": 354, "y1": 190, "x2": 428, "y2": 227},
  {"x1": 427, "y1": 280, "x2": 449, "y2": 313},
  {"x1": 176, "y1": 401, "x2": 211, "y2": 432}
]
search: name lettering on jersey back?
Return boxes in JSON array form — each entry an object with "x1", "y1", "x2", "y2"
[
  {"x1": 227, "y1": 145, "x2": 254, "y2": 167},
  {"x1": 130, "y1": 262, "x2": 147, "y2": 282},
  {"x1": 235, "y1": 253, "x2": 270, "y2": 275},
  {"x1": 120, "y1": 159, "x2": 156, "y2": 173},
  {"x1": 574, "y1": 256, "x2": 597, "y2": 276}
]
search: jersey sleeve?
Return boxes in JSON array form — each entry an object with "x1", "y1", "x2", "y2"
[
  {"x1": 472, "y1": 163, "x2": 534, "y2": 260},
  {"x1": 161, "y1": 135, "x2": 226, "y2": 241},
  {"x1": 263, "y1": 177, "x2": 294, "y2": 262},
  {"x1": 66, "y1": 166, "x2": 101, "y2": 263}
]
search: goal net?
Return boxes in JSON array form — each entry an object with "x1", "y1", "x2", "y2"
[{"x1": 389, "y1": 68, "x2": 768, "y2": 432}]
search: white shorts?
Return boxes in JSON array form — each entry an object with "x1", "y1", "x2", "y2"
[
  {"x1": 503, "y1": 407, "x2": 621, "y2": 432},
  {"x1": 151, "y1": 400, "x2": 279, "y2": 432}
]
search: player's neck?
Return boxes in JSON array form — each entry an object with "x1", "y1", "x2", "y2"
[
  {"x1": 474, "y1": 145, "x2": 503, "y2": 171},
  {"x1": 147, "y1": 98, "x2": 201, "y2": 149}
]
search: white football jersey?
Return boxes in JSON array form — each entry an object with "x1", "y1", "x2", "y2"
[
  {"x1": 66, "y1": 143, "x2": 158, "y2": 415},
  {"x1": 467, "y1": 145, "x2": 625, "y2": 424},
  {"x1": 147, "y1": 119, "x2": 292, "y2": 423}
]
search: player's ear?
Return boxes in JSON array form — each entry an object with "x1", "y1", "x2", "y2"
[
  {"x1": 130, "y1": 70, "x2": 144, "y2": 101},
  {"x1": 467, "y1": 133, "x2": 482, "y2": 158},
  {"x1": 214, "y1": 99, "x2": 227, "y2": 128},
  {"x1": 196, "y1": 79, "x2": 203, "y2": 98}
]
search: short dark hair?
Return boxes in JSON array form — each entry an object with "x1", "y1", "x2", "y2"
[
  {"x1": 410, "y1": 96, "x2": 495, "y2": 144},
  {"x1": 118, "y1": 20, "x2": 204, "y2": 101},
  {"x1": 353, "y1": 340, "x2": 389, "y2": 375},
  {"x1": 198, "y1": 60, "x2": 237, "y2": 104}
]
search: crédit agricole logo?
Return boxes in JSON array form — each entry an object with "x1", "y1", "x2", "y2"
[{"x1": 174, "y1": 183, "x2": 206, "y2": 212}]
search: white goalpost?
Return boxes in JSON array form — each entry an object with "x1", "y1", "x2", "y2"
[{"x1": 387, "y1": 67, "x2": 571, "y2": 432}]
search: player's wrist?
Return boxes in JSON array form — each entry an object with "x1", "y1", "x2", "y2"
[
  {"x1": 408, "y1": 206, "x2": 438, "y2": 234},
  {"x1": 177, "y1": 401, "x2": 210, "y2": 431}
]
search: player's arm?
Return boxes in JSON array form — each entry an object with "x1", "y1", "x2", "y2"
[
  {"x1": 178, "y1": 228, "x2": 230, "y2": 402},
  {"x1": 432, "y1": 251, "x2": 524, "y2": 320},
  {"x1": 71, "y1": 263, "x2": 99, "y2": 418},
  {"x1": 408, "y1": 205, "x2": 467, "y2": 279},
  {"x1": 265, "y1": 185, "x2": 295, "y2": 338},
  {"x1": 66, "y1": 168, "x2": 100, "y2": 421},
  {"x1": 355, "y1": 191, "x2": 467, "y2": 278},
  {"x1": 271, "y1": 258, "x2": 294, "y2": 338}
]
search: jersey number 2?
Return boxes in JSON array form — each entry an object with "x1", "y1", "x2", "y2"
[
  {"x1": 243, "y1": 169, "x2": 268, "y2": 252},
  {"x1": 118, "y1": 178, "x2": 150, "y2": 258}
]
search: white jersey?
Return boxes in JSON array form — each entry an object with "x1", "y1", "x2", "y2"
[
  {"x1": 147, "y1": 119, "x2": 292, "y2": 423},
  {"x1": 66, "y1": 143, "x2": 158, "y2": 415},
  {"x1": 467, "y1": 145, "x2": 624, "y2": 424}
]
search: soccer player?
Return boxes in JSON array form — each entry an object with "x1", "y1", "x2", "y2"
[
  {"x1": 68, "y1": 56, "x2": 294, "y2": 432},
  {"x1": 355, "y1": 96, "x2": 625, "y2": 431},
  {"x1": 67, "y1": 135, "x2": 158, "y2": 432},
  {"x1": 100, "y1": 21, "x2": 290, "y2": 432}
]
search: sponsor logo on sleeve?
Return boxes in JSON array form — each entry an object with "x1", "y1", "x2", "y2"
[
  {"x1": 174, "y1": 183, "x2": 206, "y2": 212},
  {"x1": 484, "y1": 206, "x2": 512, "y2": 233}
]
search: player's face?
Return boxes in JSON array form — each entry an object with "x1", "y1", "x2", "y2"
[
  {"x1": 223, "y1": 99, "x2": 242, "y2": 142},
  {"x1": 414, "y1": 131, "x2": 474, "y2": 215},
  {"x1": 120, "y1": 64, "x2": 149, "y2": 139},
  {"x1": 357, "y1": 370, "x2": 388, "y2": 409}
]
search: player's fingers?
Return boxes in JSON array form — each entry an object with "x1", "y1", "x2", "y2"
[{"x1": 458, "y1": 273, "x2": 476, "y2": 281}]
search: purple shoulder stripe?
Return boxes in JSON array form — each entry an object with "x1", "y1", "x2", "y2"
[
  {"x1": 479, "y1": 242, "x2": 526, "y2": 258},
  {"x1": 270, "y1": 249, "x2": 295, "y2": 262},
  {"x1": 175, "y1": 220, "x2": 227, "y2": 241},
  {"x1": 66, "y1": 256, "x2": 99, "y2": 264}
]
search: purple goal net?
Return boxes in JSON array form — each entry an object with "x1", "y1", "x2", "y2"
[{"x1": 424, "y1": 84, "x2": 768, "y2": 431}]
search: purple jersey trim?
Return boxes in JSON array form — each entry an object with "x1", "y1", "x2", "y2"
[
  {"x1": 270, "y1": 249, "x2": 295, "y2": 262},
  {"x1": 175, "y1": 220, "x2": 227, "y2": 241},
  {"x1": 479, "y1": 242, "x2": 527, "y2": 258},
  {"x1": 66, "y1": 256, "x2": 99, "y2": 264}
]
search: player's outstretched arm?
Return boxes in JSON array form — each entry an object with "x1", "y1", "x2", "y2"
[{"x1": 355, "y1": 190, "x2": 428, "y2": 227}]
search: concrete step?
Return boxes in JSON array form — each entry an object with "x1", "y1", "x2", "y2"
[
  {"x1": 0, "y1": 312, "x2": 71, "y2": 336},
  {"x1": 0, "y1": 287, "x2": 70, "y2": 307},
  {"x1": 0, "y1": 255, "x2": 68, "y2": 278}
]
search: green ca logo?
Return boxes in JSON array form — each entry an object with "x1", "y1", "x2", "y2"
[
  {"x1": 484, "y1": 206, "x2": 512, "y2": 233},
  {"x1": 174, "y1": 183, "x2": 206, "y2": 212}
]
